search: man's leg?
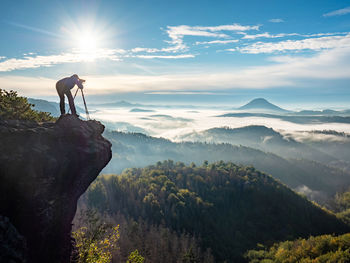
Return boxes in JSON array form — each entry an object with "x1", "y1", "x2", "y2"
[
  {"x1": 56, "y1": 82, "x2": 66, "y2": 115},
  {"x1": 58, "y1": 92, "x2": 65, "y2": 115},
  {"x1": 65, "y1": 90, "x2": 77, "y2": 115}
]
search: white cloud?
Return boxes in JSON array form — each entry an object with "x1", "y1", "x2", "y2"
[
  {"x1": 91, "y1": 108, "x2": 350, "y2": 141},
  {"x1": 0, "y1": 44, "x2": 198, "y2": 71},
  {"x1": 165, "y1": 25, "x2": 227, "y2": 52},
  {"x1": 0, "y1": 72, "x2": 286, "y2": 97},
  {"x1": 128, "y1": 24, "x2": 258, "y2": 56},
  {"x1": 241, "y1": 32, "x2": 299, "y2": 40},
  {"x1": 323, "y1": 6, "x2": 350, "y2": 17},
  {"x1": 281, "y1": 130, "x2": 350, "y2": 143},
  {"x1": 0, "y1": 48, "x2": 125, "y2": 72},
  {"x1": 305, "y1": 32, "x2": 350, "y2": 37},
  {"x1": 131, "y1": 47, "x2": 160, "y2": 53},
  {"x1": 269, "y1": 18, "x2": 284, "y2": 23},
  {"x1": 134, "y1": 54, "x2": 195, "y2": 59},
  {"x1": 192, "y1": 24, "x2": 260, "y2": 31},
  {"x1": 237, "y1": 34, "x2": 350, "y2": 53},
  {"x1": 164, "y1": 23, "x2": 259, "y2": 52},
  {"x1": 166, "y1": 25, "x2": 229, "y2": 39},
  {"x1": 195, "y1": 39, "x2": 239, "y2": 45},
  {"x1": 245, "y1": 45, "x2": 350, "y2": 80},
  {"x1": 294, "y1": 185, "x2": 324, "y2": 201},
  {"x1": 131, "y1": 46, "x2": 190, "y2": 54},
  {"x1": 239, "y1": 32, "x2": 346, "y2": 40}
]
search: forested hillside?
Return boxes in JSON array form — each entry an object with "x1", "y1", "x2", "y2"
[
  {"x1": 102, "y1": 131, "x2": 350, "y2": 203},
  {"x1": 84, "y1": 161, "x2": 349, "y2": 262},
  {"x1": 245, "y1": 233, "x2": 350, "y2": 262}
]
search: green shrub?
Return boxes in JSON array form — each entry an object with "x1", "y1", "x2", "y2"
[
  {"x1": 0, "y1": 89, "x2": 55, "y2": 122},
  {"x1": 72, "y1": 210, "x2": 119, "y2": 263},
  {"x1": 126, "y1": 249, "x2": 144, "y2": 263}
]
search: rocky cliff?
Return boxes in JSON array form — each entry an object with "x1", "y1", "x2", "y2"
[{"x1": 0, "y1": 115, "x2": 112, "y2": 263}]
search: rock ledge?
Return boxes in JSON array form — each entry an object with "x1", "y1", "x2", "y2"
[{"x1": 0, "y1": 115, "x2": 112, "y2": 263}]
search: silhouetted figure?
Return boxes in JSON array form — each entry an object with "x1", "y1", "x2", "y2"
[{"x1": 56, "y1": 74, "x2": 85, "y2": 116}]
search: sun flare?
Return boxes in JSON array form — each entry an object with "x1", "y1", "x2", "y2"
[
  {"x1": 64, "y1": 22, "x2": 109, "y2": 61},
  {"x1": 77, "y1": 31, "x2": 99, "y2": 53}
]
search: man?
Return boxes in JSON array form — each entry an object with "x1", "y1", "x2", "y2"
[{"x1": 56, "y1": 74, "x2": 85, "y2": 116}]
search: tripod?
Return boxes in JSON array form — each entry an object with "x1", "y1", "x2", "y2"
[{"x1": 68, "y1": 88, "x2": 90, "y2": 120}]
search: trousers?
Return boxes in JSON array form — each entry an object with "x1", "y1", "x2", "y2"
[{"x1": 56, "y1": 85, "x2": 77, "y2": 115}]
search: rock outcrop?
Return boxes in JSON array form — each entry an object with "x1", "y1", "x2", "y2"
[{"x1": 0, "y1": 115, "x2": 112, "y2": 263}]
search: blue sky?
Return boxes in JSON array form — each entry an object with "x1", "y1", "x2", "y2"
[{"x1": 1, "y1": 0, "x2": 350, "y2": 107}]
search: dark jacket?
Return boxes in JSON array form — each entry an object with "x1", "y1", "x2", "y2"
[{"x1": 56, "y1": 75, "x2": 84, "y2": 93}]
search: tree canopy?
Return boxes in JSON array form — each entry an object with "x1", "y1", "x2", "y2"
[
  {"x1": 245, "y1": 233, "x2": 350, "y2": 263},
  {"x1": 86, "y1": 161, "x2": 349, "y2": 262}
]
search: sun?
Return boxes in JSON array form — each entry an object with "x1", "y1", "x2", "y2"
[
  {"x1": 71, "y1": 28, "x2": 105, "y2": 61},
  {"x1": 77, "y1": 31, "x2": 99, "y2": 53},
  {"x1": 73, "y1": 29, "x2": 102, "y2": 62},
  {"x1": 64, "y1": 24, "x2": 104, "y2": 60},
  {"x1": 61, "y1": 18, "x2": 114, "y2": 61}
]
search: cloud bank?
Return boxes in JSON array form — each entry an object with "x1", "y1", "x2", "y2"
[{"x1": 3, "y1": 42, "x2": 350, "y2": 97}]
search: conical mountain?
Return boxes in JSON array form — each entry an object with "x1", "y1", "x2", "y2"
[{"x1": 238, "y1": 98, "x2": 288, "y2": 112}]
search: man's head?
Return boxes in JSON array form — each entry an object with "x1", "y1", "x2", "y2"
[{"x1": 71, "y1": 74, "x2": 86, "y2": 83}]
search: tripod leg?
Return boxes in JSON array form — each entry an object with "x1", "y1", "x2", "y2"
[
  {"x1": 81, "y1": 89, "x2": 90, "y2": 120},
  {"x1": 73, "y1": 88, "x2": 79, "y2": 99}
]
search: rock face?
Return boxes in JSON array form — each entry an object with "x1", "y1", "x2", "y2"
[
  {"x1": 0, "y1": 216, "x2": 27, "y2": 263},
  {"x1": 0, "y1": 115, "x2": 112, "y2": 263}
]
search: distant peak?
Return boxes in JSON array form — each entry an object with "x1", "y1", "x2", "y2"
[
  {"x1": 239, "y1": 98, "x2": 287, "y2": 112},
  {"x1": 252, "y1": 98, "x2": 268, "y2": 102}
]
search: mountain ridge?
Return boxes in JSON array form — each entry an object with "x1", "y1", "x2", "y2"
[
  {"x1": 102, "y1": 130, "x2": 350, "y2": 203},
  {"x1": 28, "y1": 98, "x2": 84, "y2": 117}
]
